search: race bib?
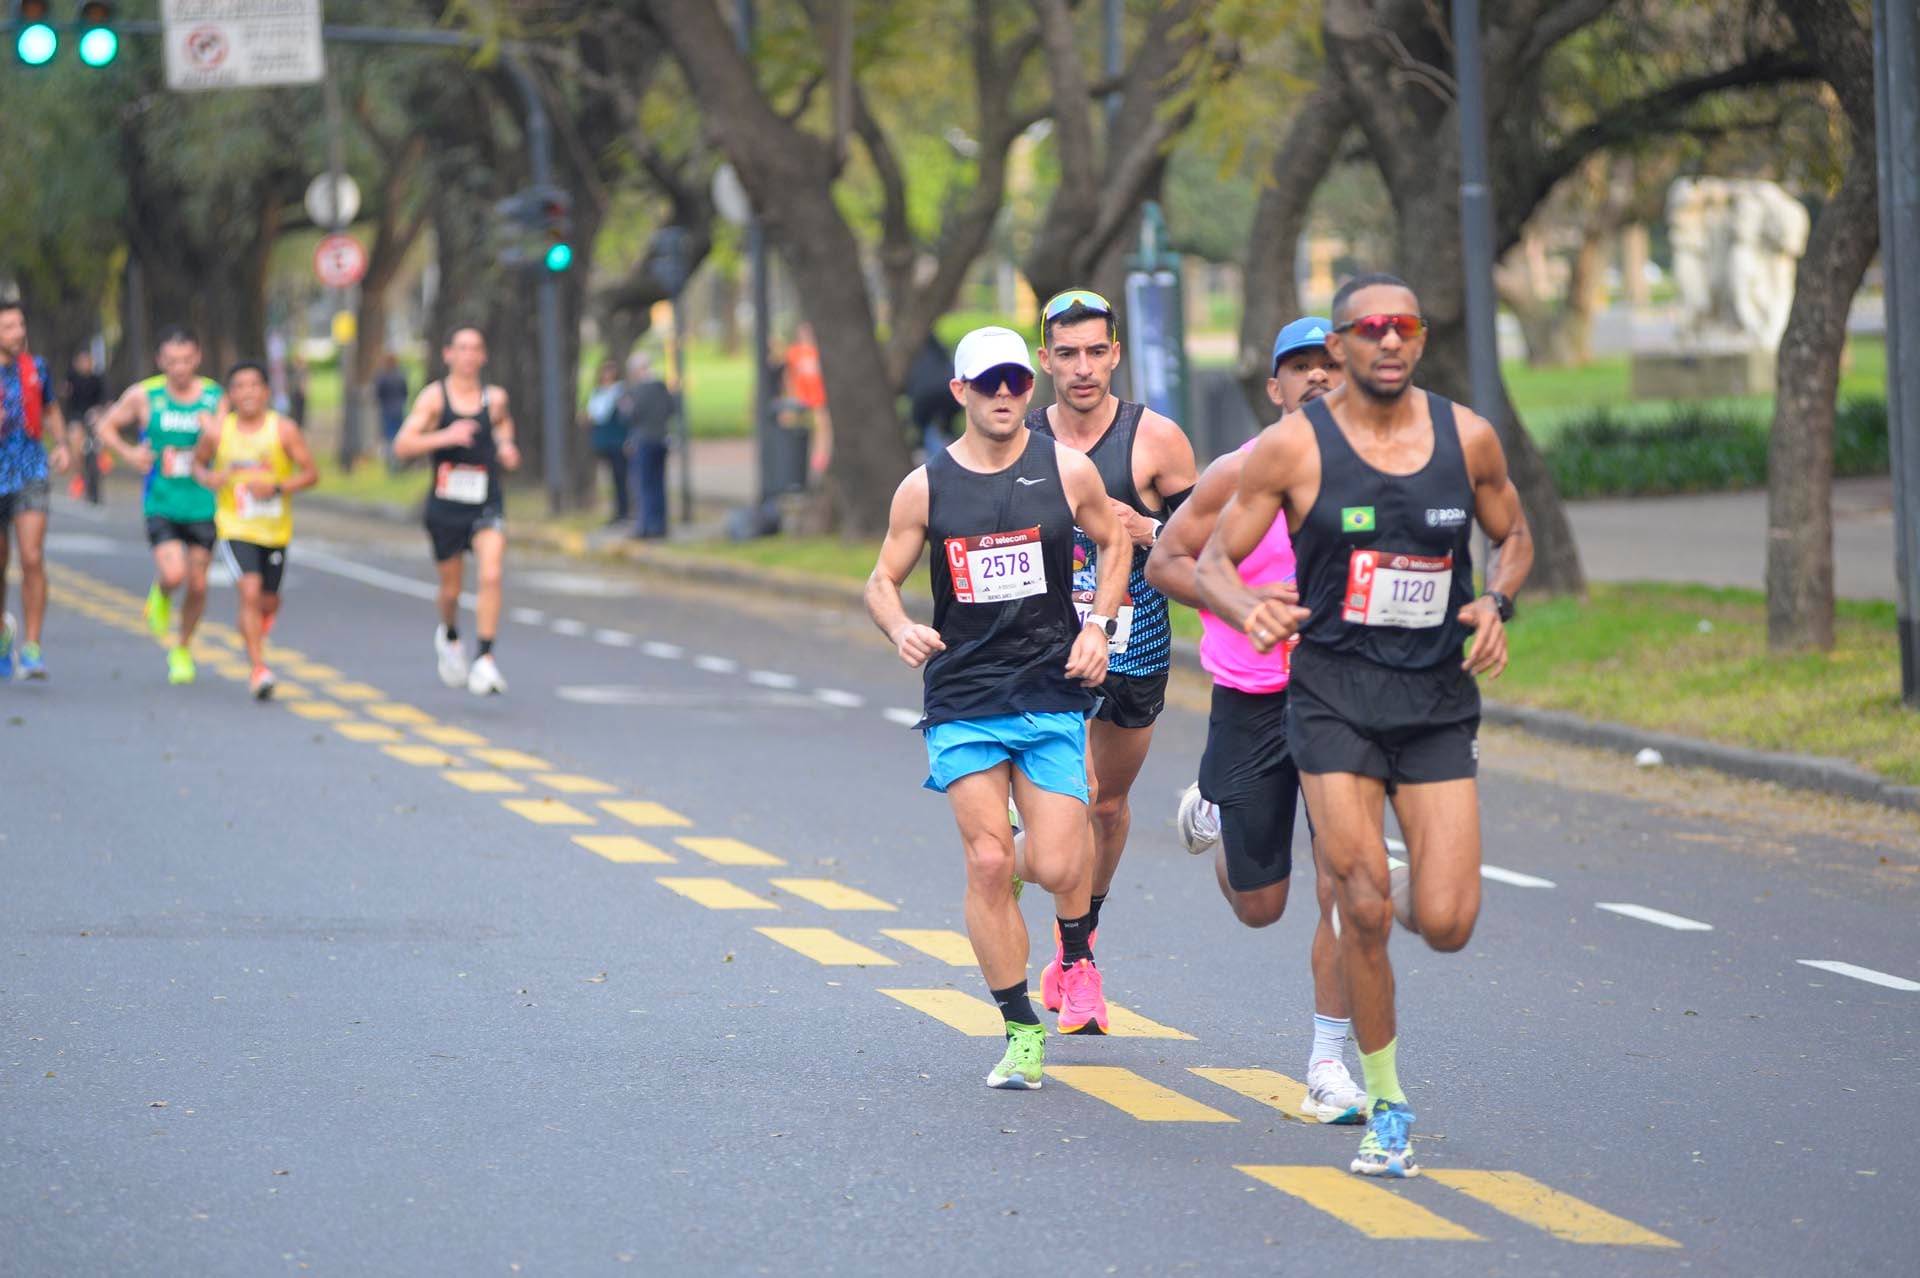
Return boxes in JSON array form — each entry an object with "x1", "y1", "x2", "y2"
[
  {"x1": 1342, "y1": 549, "x2": 1451, "y2": 629},
  {"x1": 945, "y1": 527, "x2": 1047, "y2": 604},
  {"x1": 237, "y1": 486, "x2": 284, "y2": 520},
  {"x1": 435, "y1": 463, "x2": 489, "y2": 504},
  {"x1": 1072, "y1": 590, "x2": 1135, "y2": 653},
  {"x1": 162, "y1": 446, "x2": 195, "y2": 478}
]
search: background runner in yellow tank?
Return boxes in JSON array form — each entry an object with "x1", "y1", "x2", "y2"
[{"x1": 194, "y1": 363, "x2": 318, "y2": 700}]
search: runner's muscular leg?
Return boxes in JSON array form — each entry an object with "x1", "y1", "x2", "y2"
[
  {"x1": 1087, "y1": 718, "x2": 1154, "y2": 895},
  {"x1": 153, "y1": 540, "x2": 187, "y2": 593},
  {"x1": 1213, "y1": 850, "x2": 1290, "y2": 928},
  {"x1": 434, "y1": 554, "x2": 464, "y2": 630},
  {"x1": 1386, "y1": 778, "x2": 1482, "y2": 953},
  {"x1": 1309, "y1": 836, "x2": 1351, "y2": 1018},
  {"x1": 14, "y1": 509, "x2": 48, "y2": 643},
  {"x1": 235, "y1": 573, "x2": 265, "y2": 666},
  {"x1": 471, "y1": 527, "x2": 506, "y2": 639},
  {"x1": 1298, "y1": 770, "x2": 1395, "y2": 1052},
  {"x1": 1011, "y1": 766, "x2": 1094, "y2": 919},
  {"x1": 947, "y1": 764, "x2": 1031, "y2": 989},
  {"x1": 177, "y1": 545, "x2": 212, "y2": 643}
]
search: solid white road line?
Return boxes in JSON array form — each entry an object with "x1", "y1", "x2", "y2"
[
  {"x1": 882, "y1": 707, "x2": 921, "y2": 727},
  {"x1": 1796, "y1": 960, "x2": 1920, "y2": 991},
  {"x1": 594, "y1": 628, "x2": 636, "y2": 647},
  {"x1": 1595, "y1": 902, "x2": 1714, "y2": 932},
  {"x1": 642, "y1": 641, "x2": 685, "y2": 659},
  {"x1": 1482, "y1": 865, "x2": 1557, "y2": 888},
  {"x1": 300, "y1": 546, "x2": 454, "y2": 605},
  {"x1": 551, "y1": 618, "x2": 588, "y2": 637},
  {"x1": 694, "y1": 654, "x2": 739, "y2": 674},
  {"x1": 747, "y1": 670, "x2": 799, "y2": 689},
  {"x1": 510, "y1": 606, "x2": 548, "y2": 625},
  {"x1": 815, "y1": 688, "x2": 865, "y2": 708}
]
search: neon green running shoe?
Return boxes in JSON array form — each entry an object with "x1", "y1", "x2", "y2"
[
  {"x1": 145, "y1": 584, "x2": 171, "y2": 639},
  {"x1": 986, "y1": 1021, "x2": 1046, "y2": 1090},
  {"x1": 166, "y1": 646, "x2": 196, "y2": 685}
]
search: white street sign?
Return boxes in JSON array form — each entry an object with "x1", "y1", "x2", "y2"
[
  {"x1": 305, "y1": 173, "x2": 362, "y2": 230},
  {"x1": 164, "y1": 0, "x2": 324, "y2": 92}
]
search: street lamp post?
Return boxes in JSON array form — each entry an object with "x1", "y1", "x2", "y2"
[{"x1": 1873, "y1": 0, "x2": 1920, "y2": 706}]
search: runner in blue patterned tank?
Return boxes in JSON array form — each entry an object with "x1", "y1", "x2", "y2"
[
  {"x1": 0, "y1": 301, "x2": 71, "y2": 680},
  {"x1": 1024, "y1": 290, "x2": 1198, "y2": 1018}
]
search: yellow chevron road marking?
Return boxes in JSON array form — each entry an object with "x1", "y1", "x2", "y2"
[
  {"x1": 572, "y1": 835, "x2": 676, "y2": 864},
  {"x1": 755, "y1": 927, "x2": 897, "y2": 966},
  {"x1": 382, "y1": 744, "x2": 464, "y2": 767},
  {"x1": 676, "y1": 837, "x2": 785, "y2": 867},
  {"x1": 416, "y1": 725, "x2": 488, "y2": 747},
  {"x1": 880, "y1": 929, "x2": 978, "y2": 967},
  {"x1": 600, "y1": 800, "x2": 693, "y2": 828},
  {"x1": 771, "y1": 879, "x2": 896, "y2": 911},
  {"x1": 657, "y1": 877, "x2": 777, "y2": 910},
  {"x1": 470, "y1": 748, "x2": 552, "y2": 770},
  {"x1": 1424, "y1": 1170, "x2": 1679, "y2": 1248},
  {"x1": 535, "y1": 773, "x2": 618, "y2": 795},
  {"x1": 1237, "y1": 1166, "x2": 1481, "y2": 1241},
  {"x1": 1047, "y1": 1067, "x2": 1236, "y2": 1122},
  {"x1": 1189, "y1": 1067, "x2": 1314, "y2": 1120},
  {"x1": 286, "y1": 701, "x2": 350, "y2": 721},
  {"x1": 878, "y1": 988, "x2": 1003, "y2": 1035},
  {"x1": 443, "y1": 770, "x2": 525, "y2": 793},
  {"x1": 335, "y1": 722, "x2": 405, "y2": 743},
  {"x1": 500, "y1": 798, "x2": 594, "y2": 825}
]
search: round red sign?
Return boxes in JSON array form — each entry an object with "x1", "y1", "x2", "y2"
[{"x1": 313, "y1": 234, "x2": 368, "y2": 289}]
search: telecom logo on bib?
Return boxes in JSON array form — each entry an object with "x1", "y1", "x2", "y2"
[{"x1": 1341, "y1": 506, "x2": 1375, "y2": 533}]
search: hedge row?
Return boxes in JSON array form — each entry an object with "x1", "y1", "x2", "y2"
[{"x1": 1544, "y1": 397, "x2": 1890, "y2": 499}]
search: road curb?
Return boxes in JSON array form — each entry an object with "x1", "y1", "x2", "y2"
[{"x1": 304, "y1": 492, "x2": 1920, "y2": 815}]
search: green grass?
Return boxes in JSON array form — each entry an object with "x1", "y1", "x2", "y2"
[{"x1": 667, "y1": 542, "x2": 1919, "y2": 783}]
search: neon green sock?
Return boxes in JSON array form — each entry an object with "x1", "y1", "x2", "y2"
[{"x1": 1359, "y1": 1037, "x2": 1407, "y2": 1106}]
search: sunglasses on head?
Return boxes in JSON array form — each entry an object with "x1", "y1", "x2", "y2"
[
  {"x1": 968, "y1": 365, "x2": 1035, "y2": 396},
  {"x1": 1335, "y1": 313, "x2": 1427, "y2": 342},
  {"x1": 1042, "y1": 289, "x2": 1114, "y2": 322}
]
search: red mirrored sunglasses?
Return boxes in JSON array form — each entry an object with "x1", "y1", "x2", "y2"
[{"x1": 1335, "y1": 313, "x2": 1427, "y2": 342}]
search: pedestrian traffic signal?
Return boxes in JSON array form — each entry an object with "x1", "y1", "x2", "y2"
[
  {"x1": 538, "y1": 191, "x2": 572, "y2": 272},
  {"x1": 77, "y1": 1, "x2": 117, "y2": 67},
  {"x1": 543, "y1": 242, "x2": 574, "y2": 273},
  {"x1": 13, "y1": 1, "x2": 58, "y2": 66}
]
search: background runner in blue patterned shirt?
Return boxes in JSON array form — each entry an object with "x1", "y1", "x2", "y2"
[
  {"x1": 0, "y1": 301, "x2": 71, "y2": 680},
  {"x1": 1024, "y1": 289, "x2": 1197, "y2": 1017}
]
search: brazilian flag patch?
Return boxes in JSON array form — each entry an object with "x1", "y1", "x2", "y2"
[{"x1": 1341, "y1": 506, "x2": 1376, "y2": 533}]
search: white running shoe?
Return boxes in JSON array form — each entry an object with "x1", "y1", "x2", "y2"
[
  {"x1": 435, "y1": 625, "x2": 469, "y2": 688},
  {"x1": 1176, "y1": 782, "x2": 1221, "y2": 855},
  {"x1": 1301, "y1": 1059, "x2": 1369, "y2": 1124},
  {"x1": 467, "y1": 653, "x2": 506, "y2": 696}
]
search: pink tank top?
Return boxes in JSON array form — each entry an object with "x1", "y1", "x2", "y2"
[{"x1": 1199, "y1": 440, "x2": 1298, "y2": 694}]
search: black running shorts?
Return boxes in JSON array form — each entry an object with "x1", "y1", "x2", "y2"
[
  {"x1": 145, "y1": 516, "x2": 218, "y2": 551},
  {"x1": 1198, "y1": 684, "x2": 1310, "y2": 892},
  {"x1": 426, "y1": 509, "x2": 505, "y2": 562},
  {"x1": 1093, "y1": 667, "x2": 1168, "y2": 730},
  {"x1": 224, "y1": 540, "x2": 288, "y2": 594},
  {"x1": 1287, "y1": 643, "x2": 1480, "y2": 789}
]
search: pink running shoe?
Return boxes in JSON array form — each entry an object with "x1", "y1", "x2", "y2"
[
  {"x1": 1055, "y1": 958, "x2": 1109, "y2": 1036},
  {"x1": 1039, "y1": 922, "x2": 1099, "y2": 1013}
]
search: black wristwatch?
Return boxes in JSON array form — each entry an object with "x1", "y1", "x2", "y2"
[{"x1": 1484, "y1": 590, "x2": 1515, "y2": 623}]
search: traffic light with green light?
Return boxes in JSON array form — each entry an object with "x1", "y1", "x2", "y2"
[
  {"x1": 14, "y1": 0, "x2": 58, "y2": 66},
  {"x1": 78, "y1": 1, "x2": 117, "y2": 67},
  {"x1": 540, "y1": 192, "x2": 573, "y2": 273}
]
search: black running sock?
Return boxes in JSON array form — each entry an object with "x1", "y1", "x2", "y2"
[
  {"x1": 477, "y1": 637, "x2": 495, "y2": 657},
  {"x1": 444, "y1": 625, "x2": 459, "y2": 642},
  {"x1": 1058, "y1": 913, "x2": 1095, "y2": 966},
  {"x1": 991, "y1": 980, "x2": 1041, "y2": 1028},
  {"x1": 1087, "y1": 892, "x2": 1107, "y2": 932}
]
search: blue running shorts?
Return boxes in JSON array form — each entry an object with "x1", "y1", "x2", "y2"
[{"x1": 922, "y1": 711, "x2": 1089, "y2": 802}]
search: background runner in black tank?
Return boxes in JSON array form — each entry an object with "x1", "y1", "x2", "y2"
[
  {"x1": 1192, "y1": 274, "x2": 1534, "y2": 1181},
  {"x1": 866, "y1": 323, "x2": 1131, "y2": 1075},
  {"x1": 1292, "y1": 391, "x2": 1477, "y2": 670},
  {"x1": 424, "y1": 379, "x2": 502, "y2": 534},
  {"x1": 921, "y1": 432, "x2": 1088, "y2": 725}
]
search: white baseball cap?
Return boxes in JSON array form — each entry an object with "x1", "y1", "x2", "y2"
[{"x1": 953, "y1": 326, "x2": 1035, "y2": 381}]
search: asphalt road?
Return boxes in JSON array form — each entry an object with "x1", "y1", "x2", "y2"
[{"x1": 5, "y1": 496, "x2": 1917, "y2": 1276}]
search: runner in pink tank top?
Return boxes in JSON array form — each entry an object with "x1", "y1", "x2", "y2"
[{"x1": 1145, "y1": 316, "x2": 1380, "y2": 1124}]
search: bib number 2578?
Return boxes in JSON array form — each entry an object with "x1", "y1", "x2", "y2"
[{"x1": 946, "y1": 527, "x2": 1047, "y2": 604}]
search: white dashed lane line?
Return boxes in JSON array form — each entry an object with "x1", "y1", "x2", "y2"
[
  {"x1": 883, "y1": 707, "x2": 921, "y2": 727},
  {"x1": 1595, "y1": 902, "x2": 1714, "y2": 932},
  {"x1": 815, "y1": 688, "x2": 865, "y2": 708},
  {"x1": 1797, "y1": 960, "x2": 1920, "y2": 991},
  {"x1": 551, "y1": 618, "x2": 588, "y2": 637},
  {"x1": 642, "y1": 641, "x2": 685, "y2": 659},
  {"x1": 694, "y1": 655, "x2": 739, "y2": 674},
  {"x1": 511, "y1": 606, "x2": 548, "y2": 626},
  {"x1": 1481, "y1": 865, "x2": 1556, "y2": 888},
  {"x1": 747, "y1": 670, "x2": 799, "y2": 689},
  {"x1": 594, "y1": 629, "x2": 636, "y2": 648}
]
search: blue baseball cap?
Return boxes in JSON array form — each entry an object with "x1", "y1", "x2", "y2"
[{"x1": 1271, "y1": 317, "x2": 1334, "y2": 371}]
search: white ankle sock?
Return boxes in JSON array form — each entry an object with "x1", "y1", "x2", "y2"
[{"x1": 1309, "y1": 1014, "x2": 1350, "y2": 1070}]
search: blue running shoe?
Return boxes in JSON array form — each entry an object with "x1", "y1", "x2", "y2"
[
  {"x1": 17, "y1": 642, "x2": 46, "y2": 680},
  {"x1": 1350, "y1": 1099, "x2": 1418, "y2": 1177},
  {"x1": 0, "y1": 611, "x2": 14, "y2": 680}
]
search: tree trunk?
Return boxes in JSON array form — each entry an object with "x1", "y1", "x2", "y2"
[{"x1": 1235, "y1": 77, "x2": 1348, "y2": 420}]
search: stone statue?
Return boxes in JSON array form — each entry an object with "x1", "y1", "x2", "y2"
[{"x1": 1665, "y1": 176, "x2": 1810, "y2": 349}]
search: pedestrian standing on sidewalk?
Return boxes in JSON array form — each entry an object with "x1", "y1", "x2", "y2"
[
  {"x1": 374, "y1": 355, "x2": 410, "y2": 471},
  {"x1": 586, "y1": 359, "x2": 629, "y2": 525},
  {"x1": 62, "y1": 348, "x2": 108, "y2": 505},
  {"x1": 621, "y1": 352, "x2": 675, "y2": 539}
]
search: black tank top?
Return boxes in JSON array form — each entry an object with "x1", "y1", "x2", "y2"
[
  {"x1": 1293, "y1": 392, "x2": 1476, "y2": 670},
  {"x1": 921, "y1": 431, "x2": 1092, "y2": 726},
  {"x1": 1026, "y1": 399, "x2": 1172, "y2": 676},
  {"x1": 425, "y1": 379, "x2": 502, "y2": 522}
]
